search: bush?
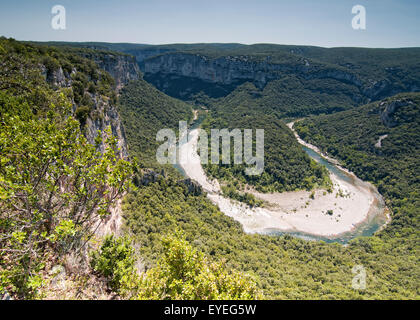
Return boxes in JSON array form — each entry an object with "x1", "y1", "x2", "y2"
[
  {"x1": 75, "y1": 105, "x2": 91, "y2": 127},
  {"x1": 90, "y1": 235, "x2": 139, "y2": 297},
  {"x1": 137, "y1": 233, "x2": 261, "y2": 300},
  {"x1": 42, "y1": 56, "x2": 60, "y2": 75},
  {"x1": 0, "y1": 95, "x2": 133, "y2": 298}
]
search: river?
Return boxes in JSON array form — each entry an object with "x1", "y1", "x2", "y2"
[{"x1": 174, "y1": 117, "x2": 390, "y2": 244}]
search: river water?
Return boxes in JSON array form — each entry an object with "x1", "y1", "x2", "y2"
[
  {"x1": 281, "y1": 145, "x2": 389, "y2": 243},
  {"x1": 174, "y1": 117, "x2": 390, "y2": 244}
]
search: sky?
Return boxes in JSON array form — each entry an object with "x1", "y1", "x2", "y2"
[{"x1": 0, "y1": 0, "x2": 419, "y2": 48}]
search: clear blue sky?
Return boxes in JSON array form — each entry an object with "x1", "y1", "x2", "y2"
[{"x1": 0, "y1": 0, "x2": 419, "y2": 47}]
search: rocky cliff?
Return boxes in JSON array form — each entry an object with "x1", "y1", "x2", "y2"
[
  {"x1": 42, "y1": 51, "x2": 141, "y2": 159},
  {"x1": 380, "y1": 98, "x2": 416, "y2": 128},
  {"x1": 91, "y1": 53, "x2": 141, "y2": 90},
  {"x1": 141, "y1": 51, "x2": 419, "y2": 102}
]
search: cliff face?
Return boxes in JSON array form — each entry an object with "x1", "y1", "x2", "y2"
[
  {"x1": 380, "y1": 99, "x2": 415, "y2": 128},
  {"x1": 42, "y1": 52, "x2": 141, "y2": 159},
  {"x1": 92, "y1": 53, "x2": 141, "y2": 90},
  {"x1": 144, "y1": 53, "x2": 296, "y2": 89},
  {"x1": 83, "y1": 93, "x2": 129, "y2": 158},
  {"x1": 141, "y1": 52, "x2": 417, "y2": 102}
]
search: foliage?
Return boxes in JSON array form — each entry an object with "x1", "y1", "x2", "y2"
[
  {"x1": 117, "y1": 79, "x2": 193, "y2": 171},
  {"x1": 0, "y1": 95, "x2": 133, "y2": 297},
  {"x1": 90, "y1": 235, "x2": 139, "y2": 298},
  {"x1": 2, "y1": 37, "x2": 419, "y2": 300},
  {"x1": 0, "y1": 37, "x2": 116, "y2": 124},
  {"x1": 122, "y1": 177, "x2": 418, "y2": 299},
  {"x1": 137, "y1": 232, "x2": 261, "y2": 300},
  {"x1": 200, "y1": 83, "x2": 332, "y2": 194},
  {"x1": 90, "y1": 232, "x2": 260, "y2": 300},
  {"x1": 221, "y1": 184, "x2": 263, "y2": 208},
  {"x1": 294, "y1": 93, "x2": 420, "y2": 239},
  {"x1": 0, "y1": 38, "x2": 134, "y2": 298}
]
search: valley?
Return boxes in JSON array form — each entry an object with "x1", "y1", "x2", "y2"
[
  {"x1": 177, "y1": 118, "x2": 389, "y2": 242},
  {"x1": 1, "y1": 37, "x2": 418, "y2": 300}
]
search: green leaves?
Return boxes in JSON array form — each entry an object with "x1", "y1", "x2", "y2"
[
  {"x1": 137, "y1": 233, "x2": 261, "y2": 300},
  {"x1": 90, "y1": 235, "x2": 139, "y2": 297},
  {"x1": 89, "y1": 232, "x2": 261, "y2": 300},
  {"x1": 0, "y1": 91, "x2": 133, "y2": 298}
]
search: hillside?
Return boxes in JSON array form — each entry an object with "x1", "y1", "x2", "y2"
[
  {"x1": 117, "y1": 81, "x2": 419, "y2": 299},
  {"x1": 0, "y1": 39, "x2": 259, "y2": 300},
  {"x1": 294, "y1": 93, "x2": 420, "y2": 240},
  {"x1": 0, "y1": 38, "x2": 136, "y2": 298},
  {"x1": 201, "y1": 82, "x2": 331, "y2": 193},
  {"x1": 44, "y1": 41, "x2": 420, "y2": 118},
  {"x1": 1, "y1": 38, "x2": 419, "y2": 300},
  {"x1": 117, "y1": 78, "x2": 193, "y2": 169}
]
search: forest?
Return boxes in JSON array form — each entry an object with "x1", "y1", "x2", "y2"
[
  {"x1": 118, "y1": 74, "x2": 419, "y2": 299},
  {"x1": 0, "y1": 38, "x2": 419, "y2": 300}
]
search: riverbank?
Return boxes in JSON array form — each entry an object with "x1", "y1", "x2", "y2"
[{"x1": 177, "y1": 123, "x2": 389, "y2": 240}]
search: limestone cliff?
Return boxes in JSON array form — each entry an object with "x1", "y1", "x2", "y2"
[
  {"x1": 141, "y1": 51, "x2": 418, "y2": 102},
  {"x1": 42, "y1": 52, "x2": 141, "y2": 159},
  {"x1": 90, "y1": 53, "x2": 141, "y2": 90}
]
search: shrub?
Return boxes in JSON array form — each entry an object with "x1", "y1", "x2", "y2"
[
  {"x1": 90, "y1": 235, "x2": 139, "y2": 297},
  {"x1": 0, "y1": 95, "x2": 133, "y2": 298},
  {"x1": 75, "y1": 105, "x2": 91, "y2": 127},
  {"x1": 137, "y1": 233, "x2": 261, "y2": 300}
]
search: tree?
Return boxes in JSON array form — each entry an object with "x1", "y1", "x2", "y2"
[
  {"x1": 0, "y1": 92, "x2": 133, "y2": 298},
  {"x1": 137, "y1": 233, "x2": 261, "y2": 300},
  {"x1": 90, "y1": 235, "x2": 139, "y2": 298}
]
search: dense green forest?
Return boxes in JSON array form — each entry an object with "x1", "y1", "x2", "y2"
[
  {"x1": 200, "y1": 82, "x2": 332, "y2": 193},
  {"x1": 0, "y1": 38, "x2": 259, "y2": 300},
  {"x1": 294, "y1": 93, "x2": 420, "y2": 240},
  {"x1": 40, "y1": 41, "x2": 420, "y2": 115},
  {"x1": 118, "y1": 80, "x2": 418, "y2": 298},
  {"x1": 122, "y1": 176, "x2": 418, "y2": 299},
  {"x1": 117, "y1": 79, "x2": 193, "y2": 170},
  {"x1": 1, "y1": 38, "x2": 419, "y2": 300}
]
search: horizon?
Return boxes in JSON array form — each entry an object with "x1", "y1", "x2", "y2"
[
  {"x1": 1, "y1": 0, "x2": 419, "y2": 48},
  {"x1": 14, "y1": 39, "x2": 420, "y2": 50}
]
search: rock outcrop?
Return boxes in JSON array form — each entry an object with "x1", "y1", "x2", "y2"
[
  {"x1": 42, "y1": 51, "x2": 141, "y2": 159},
  {"x1": 380, "y1": 99, "x2": 415, "y2": 128},
  {"x1": 140, "y1": 51, "x2": 418, "y2": 102},
  {"x1": 91, "y1": 53, "x2": 141, "y2": 90},
  {"x1": 178, "y1": 178, "x2": 203, "y2": 196}
]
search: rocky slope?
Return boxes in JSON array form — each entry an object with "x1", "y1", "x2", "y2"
[
  {"x1": 42, "y1": 51, "x2": 141, "y2": 159},
  {"x1": 88, "y1": 52, "x2": 140, "y2": 90},
  {"x1": 142, "y1": 51, "x2": 419, "y2": 102}
]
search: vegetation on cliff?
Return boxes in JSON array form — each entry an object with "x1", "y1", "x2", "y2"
[{"x1": 1, "y1": 38, "x2": 419, "y2": 300}]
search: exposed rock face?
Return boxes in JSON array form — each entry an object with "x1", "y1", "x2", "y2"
[
  {"x1": 126, "y1": 48, "x2": 171, "y2": 70},
  {"x1": 139, "y1": 169, "x2": 163, "y2": 186},
  {"x1": 141, "y1": 52, "x2": 417, "y2": 102},
  {"x1": 92, "y1": 53, "x2": 141, "y2": 90},
  {"x1": 178, "y1": 178, "x2": 203, "y2": 196},
  {"x1": 46, "y1": 66, "x2": 68, "y2": 87},
  {"x1": 380, "y1": 99, "x2": 414, "y2": 128},
  {"x1": 144, "y1": 53, "x2": 298, "y2": 89},
  {"x1": 84, "y1": 94, "x2": 129, "y2": 159},
  {"x1": 42, "y1": 52, "x2": 141, "y2": 159}
]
